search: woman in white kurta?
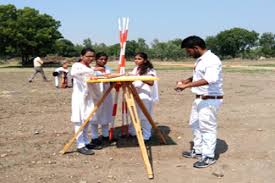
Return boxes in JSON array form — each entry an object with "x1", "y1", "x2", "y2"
[
  {"x1": 128, "y1": 52, "x2": 159, "y2": 141},
  {"x1": 90, "y1": 52, "x2": 113, "y2": 145},
  {"x1": 70, "y1": 48, "x2": 101, "y2": 155}
]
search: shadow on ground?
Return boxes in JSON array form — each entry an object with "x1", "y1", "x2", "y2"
[
  {"x1": 188, "y1": 138, "x2": 228, "y2": 160},
  {"x1": 112, "y1": 125, "x2": 176, "y2": 148}
]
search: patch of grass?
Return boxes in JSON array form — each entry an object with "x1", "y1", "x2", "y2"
[
  {"x1": 154, "y1": 66, "x2": 192, "y2": 71},
  {"x1": 224, "y1": 67, "x2": 274, "y2": 73},
  {"x1": 251, "y1": 64, "x2": 275, "y2": 67}
]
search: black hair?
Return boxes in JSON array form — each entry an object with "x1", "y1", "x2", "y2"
[
  {"x1": 80, "y1": 47, "x2": 95, "y2": 56},
  {"x1": 96, "y1": 52, "x2": 108, "y2": 60},
  {"x1": 135, "y1": 52, "x2": 154, "y2": 75},
  {"x1": 181, "y1": 36, "x2": 206, "y2": 49}
]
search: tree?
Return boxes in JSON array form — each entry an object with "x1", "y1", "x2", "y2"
[
  {"x1": 150, "y1": 39, "x2": 167, "y2": 60},
  {"x1": 74, "y1": 44, "x2": 84, "y2": 55},
  {"x1": 83, "y1": 38, "x2": 92, "y2": 48},
  {"x1": 136, "y1": 38, "x2": 149, "y2": 53},
  {"x1": 259, "y1": 32, "x2": 275, "y2": 57},
  {"x1": 150, "y1": 38, "x2": 185, "y2": 61},
  {"x1": 165, "y1": 39, "x2": 186, "y2": 60},
  {"x1": 107, "y1": 43, "x2": 120, "y2": 59},
  {"x1": 55, "y1": 39, "x2": 78, "y2": 57},
  {"x1": 215, "y1": 28, "x2": 259, "y2": 58},
  {"x1": 93, "y1": 43, "x2": 108, "y2": 54},
  {"x1": 125, "y1": 40, "x2": 138, "y2": 58},
  {"x1": 0, "y1": 4, "x2": 62, "y2": 65},
  {"x1": 205, "y1": 36, "x2": 220, "y2": 56},
  {"x1": 0, "y1": 4, "x2": 18, "y2": 58}
]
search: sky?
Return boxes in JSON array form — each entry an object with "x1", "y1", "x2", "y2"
[{"x1": 1, "y1": 0, "x2": 275, "y2": 46}]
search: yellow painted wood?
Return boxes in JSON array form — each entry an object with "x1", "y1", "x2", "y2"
[
  {"x1": 60, "y1": 84, "x2": 114, "y2": 154},
  {"x1": 87, "y1": 75, "x2": 159, "y2": 83},
  {"x1": 128, "y1": 84, "x2": 167, "y2": 144},
  {"x1": 122, "y1": 84, "x2": 154, "y2": 179}
]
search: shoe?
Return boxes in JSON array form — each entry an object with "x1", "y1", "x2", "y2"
[
  {"x1": 102, "y1": 136, "x2": 109, "y2": 141},
  {"x1": 193, "y1": 157, "x2": 216, "y2": 168},
  {"x1": 101, "y1": 136, "x2": 110, "y2": 145},
  {"x1": 89, "y1": 138, "x2": 103, "y2": 150},
  {"x1": 144, "y1": 137, "x2": 151, "y2": 145},
  {"x1": 128, "y1": 134, "x2": 136, "y2": 139},
  {"x1": 182, "y1": 149, "x2": 202, "y2": 159},
  {"x1": 85, "y1": 143, "x2": 96, "y2": 149},
  {"x1": 28, "y1": 80, "x2": 32, "y2": 83},
  {"x1": 77, "y1": 147, "x2": 95, "y2": 155}
]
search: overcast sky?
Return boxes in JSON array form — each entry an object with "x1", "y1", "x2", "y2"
[{"x1": 1, "y1": 0, "x2": 275, "y2": 45}]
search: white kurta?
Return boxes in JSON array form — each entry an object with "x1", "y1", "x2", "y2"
[
  {"x1": 128, "y1": 67, "x2": 159, "y2": 140},
  {"x1": 70, "y1": 62, "x2": 100, "y2": 123},
  {"x1": 93, "y1": 66, "x2": 113, "y2": 125}
]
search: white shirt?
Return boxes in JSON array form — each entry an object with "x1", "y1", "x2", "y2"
[
  {"x1": 55, "y1": 67, "x2": 69, "y2": 73},
  {"x1": 70, "y1": 62, "x2": 101, "y2": 123},
  {"x1": 33, "y1": 57, "x2": 43, "y2": 67},
  {"x1": 131, "y1": 67, "x2": 159, "y2": 102},
  {"x1": 191, "y1": 50, "x2": 223, "y2": 96},
  {"x1": 93, "y1": 66, "x2": 113, "y2": 125},
  {"x1": 94, "y1": 66, "x2": 112, "y2": 92}
]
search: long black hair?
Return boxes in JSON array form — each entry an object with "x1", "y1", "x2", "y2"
[
  {"x1": 78, "y1": 47, "x2": 95, "y2": 62},
  {"x1": 135, "y1": 52, "x2": 154, "y2": 75}
]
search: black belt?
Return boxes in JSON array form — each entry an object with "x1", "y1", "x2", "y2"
[{"x1": 196, "y1": 95, "x2": 223, "y2": 100}]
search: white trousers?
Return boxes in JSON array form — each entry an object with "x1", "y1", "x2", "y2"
[
  {"x1": 90, "y1": 123, "x2": 109, "y2": 139},
  {"x1": 129, "y1": 99, "x2": 153, "y2": 140},
  {"x1": 54, "y1": 76, "x2": 59, "y2": 87},
  {"x1": 189, "y1": 98, "x2": 223, "y2": 158},
  {"x1": 74, "y1": 122, "x2": 90, "y2": 149}
]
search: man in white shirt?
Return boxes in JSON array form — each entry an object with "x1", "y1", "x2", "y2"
[
  {"x1": 175, "y1": 36, "x2": 223, "y2": 168},
  {"x1": 28, "y1": 56, "x2": 48, "y2": 82}
]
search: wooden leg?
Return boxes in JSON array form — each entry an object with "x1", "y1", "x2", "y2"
[
  {"x1": 60, "y1": 84, "x2": 114, "y2": 154},
  {"x1": 128, "y1": 84, "x2": 167, "y2": 144},
  {"x1": 122, "y1": 84, "x2": 154, "y2": 179}
]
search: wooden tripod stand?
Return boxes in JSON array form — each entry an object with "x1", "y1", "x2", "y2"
[{"x1": 60, "y1": 76, "x2": 167, "y2": 179}]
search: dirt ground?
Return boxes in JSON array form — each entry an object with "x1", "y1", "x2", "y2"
[{"x1": 0, "y1": 67, "x2": 275, "y2": 183}]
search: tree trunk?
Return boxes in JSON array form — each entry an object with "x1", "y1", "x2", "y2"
[{"x1": 21, "y1": 55, "x2": 30, "y2": 66}]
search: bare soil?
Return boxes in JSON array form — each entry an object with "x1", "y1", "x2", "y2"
[{"x1": 0, "y1": 67, "x2": 275, "y2": 183}]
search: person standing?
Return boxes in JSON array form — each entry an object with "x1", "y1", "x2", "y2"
[
  {"x1": 28, "y1": 56, "x2": 48, "y2": 82},
  {"x1": 128, "y1": 52, "x2": 159, "y2": 143},
  {"x1": 175, "y1": 36, "x2": 223, "y2": 168},
  {"x1": 53, "y1": 60, "x2": 70, "y2": 88},
  {"x1": 89, "y1": 52, "x2": 113, "y2": 148},
  {"x1": 70, "y1": 48, "x2": 101, "y2": 155}
]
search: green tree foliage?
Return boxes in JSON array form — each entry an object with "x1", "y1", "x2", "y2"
[
  {"x1": 0, "y1": 4, "x2": 62, "y2": 65},
  {"x1": 0, "y1": 4, "x2": 18, "y2": 58},
  {"x1": 93, "y1": 43, "x2": 109, "y2": 54},
  {"x1": 205, "y1": 36, "x2": 219, "y2": 55},
  {"x1": 55, "y1": 39, "x2": 78, "y2": 57},
  {"x1": 150, "y1": 38, "x2": 185, "y2": 60},
  {"x1": 259, "y1": 32, "x2": 275, "y2": 57},
  {"x1": 83, "y1": 38, "x2": 93, "y2": 48},
  {"x1": 74, "y1": 44, "x2": 84, "y2": 56},
  {"x1": 215, "y1": 28, "x2": 259, "y2": 58},
  {"x1": 136, "y1": 38, "x2": 149, "y2": 53},
  {"x1": 1, "y1": 5, "x2": 275, "y2": 62}
]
